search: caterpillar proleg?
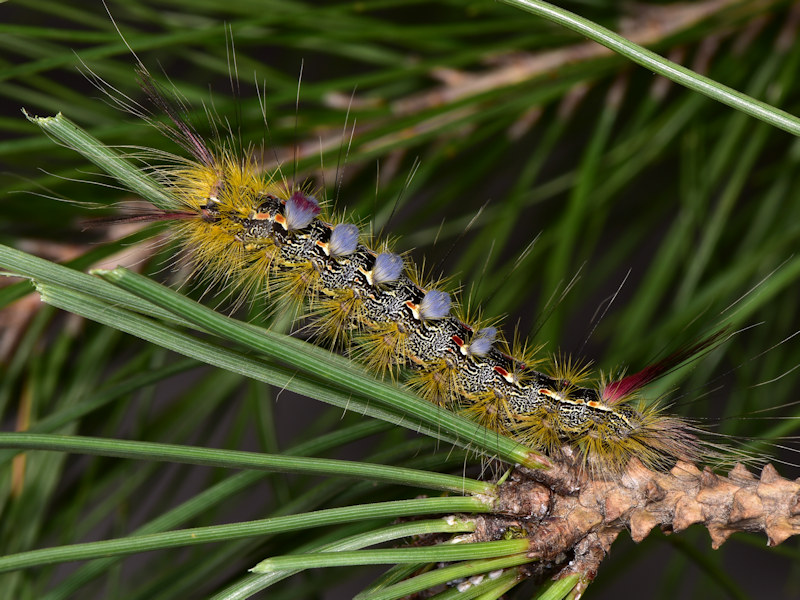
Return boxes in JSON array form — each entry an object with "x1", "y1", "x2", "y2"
[{"x1": 4, "y1": 3, "x2": 800, "y2": 599}]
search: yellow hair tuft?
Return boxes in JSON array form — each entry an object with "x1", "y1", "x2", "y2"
[
  {"x1": 546, "y1": 352, "x2": 594, "y2": 391},
  {"x1": 460, "y1": 389, "x2": 513, "y2": 434},
  {"x1": 308, "y1": 289, "x2": 366, "y2": 349},
  {"x1": 354, "y1": 322, "x2": 410, "y2": 379},
  {"x1": 405, "y1": 357, "x2": 462, "y2": 407}
]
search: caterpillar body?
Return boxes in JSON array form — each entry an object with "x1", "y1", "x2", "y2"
[{"x1": 142, "y1": 105, "x2": 714, "y2": 479}]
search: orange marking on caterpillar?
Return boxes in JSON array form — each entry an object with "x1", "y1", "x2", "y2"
[{"x1": 405, "y1": 300, "x2": 421, "y2": 320}]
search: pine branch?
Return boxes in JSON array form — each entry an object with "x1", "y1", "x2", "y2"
[{"x1": 457, "y1": 457, "x2": 800, "y2": 596}]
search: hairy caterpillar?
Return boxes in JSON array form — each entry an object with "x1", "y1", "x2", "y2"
[{"x1": 89, "y1": 67, "x2": 734, "y2": 481}]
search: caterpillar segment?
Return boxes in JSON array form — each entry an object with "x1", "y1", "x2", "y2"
[{"x1": 164, "y1": 157, "x2": 706, "y2": 478}]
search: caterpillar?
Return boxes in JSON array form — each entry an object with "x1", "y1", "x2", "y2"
[{"x1": 85, "y1": 68, "x2": 733, "y2": 481}]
